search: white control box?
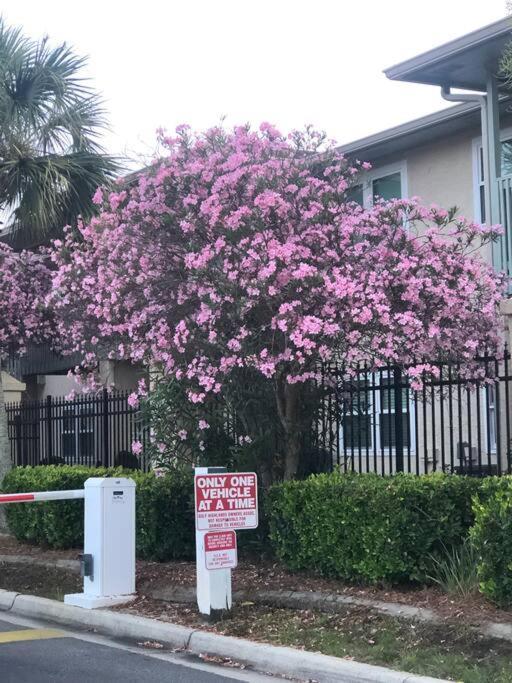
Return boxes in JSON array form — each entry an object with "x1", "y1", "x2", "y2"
[{"x1": 65, "y1": 477, "x2": 136, "y2": 609}]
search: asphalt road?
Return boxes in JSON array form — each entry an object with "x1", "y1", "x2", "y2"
[{"x1": 0, "y1": 614, "x2": 279, "y2": 683}]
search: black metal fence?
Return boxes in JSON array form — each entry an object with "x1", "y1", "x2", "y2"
[
  {"x1": 6, "y1": 348, "x2": 512, "y2": 478},
  {"x1": 313, "y1": 349, "x2": 512, "y2": 477},
  {"x1": 6, "y1": 390, "x2": 150, "y2": 471}
]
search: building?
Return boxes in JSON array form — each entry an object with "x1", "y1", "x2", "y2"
[
  {"x1": 6, "y1": 17, "x2": 512, "y2": 474},
  {"x1": 317, "y1": 17, "x2": 512, "y2": 476}
]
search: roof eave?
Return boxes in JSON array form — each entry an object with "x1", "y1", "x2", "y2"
[{"x1": 384, "y1": 16, "x2": 512, "y2": 84}]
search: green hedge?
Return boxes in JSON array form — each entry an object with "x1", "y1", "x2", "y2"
[
  {"x1": 266, "y1": 471, "x2": 482, "y2": 584},
  {"x1": 471, "y1": 477, "x2": 512, "y2": 607},
  {"x1": 1, "y1": 466, "x2": 195, "y2": 561}
]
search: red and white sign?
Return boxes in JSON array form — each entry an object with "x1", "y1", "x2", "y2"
[
  {"x1": 204, "y1": 531, "x2": 237, "y2": 570},
  {"x1": 195, "y1": 472, "x2": 258, "y2": 531}
]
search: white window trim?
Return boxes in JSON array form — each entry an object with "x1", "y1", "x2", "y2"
[
  {"x1": 472, "y1": 126, "x2": 512, "y2": 223},
  {"x1": 357, "y1": 160, "x2": 408, "y2": 208}
]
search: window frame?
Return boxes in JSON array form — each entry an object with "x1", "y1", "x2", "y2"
[
  {"x1": 472, "y1": 127, "x2": 512, "y2": 224},
  {"x1": 339, "y1": 369, "x2": 416, "y2": 456},
  {"x1": 349, "y1": 160, "x2": 408, "y2": 208}
]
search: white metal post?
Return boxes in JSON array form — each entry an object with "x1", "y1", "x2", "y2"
[
  {"x1": 65, "y1": 477, "x2": 136, "y2": 609},
  {"x1": 195, "y1": 466, "x2": 232, "y2": 619}
]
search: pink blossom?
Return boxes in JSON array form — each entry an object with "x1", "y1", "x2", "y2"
[{"x1": 131, "y1": 440, "x2": 143, "y2": 455}]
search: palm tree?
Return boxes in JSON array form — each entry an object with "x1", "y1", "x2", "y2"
[{"x1": 0, "y1": 18, "x2": 118, "y2": 247}]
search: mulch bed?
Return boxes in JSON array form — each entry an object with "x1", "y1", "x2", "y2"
[{"x1": 0, "y1": 533, "x2": 510, "y2": 627}]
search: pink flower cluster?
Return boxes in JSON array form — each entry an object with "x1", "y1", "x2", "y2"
[
  {"x1": 49, "y1": 123, "x2": 505, "y2": 410},
  {"x1": 0, "y1": 244, "x2": 53, "y2": 360}
]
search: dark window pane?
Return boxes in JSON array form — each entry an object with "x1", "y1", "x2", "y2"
[
  {"x1": 62, "y1": 433, "x2": 75, "y2": 459},
  {"x1": 372, "y1": 172, "x2": 401, "y2": 202},
  {"x1": 480, "y1": 185, "x2": 486, "y2": 223},
  {"x1": 380, "y1": 379, "x2": 409, "y2": 412},
  {"x1": 342, "y1": 415, "x2": 372, "y2": 449},
  {"x1": 78, "y1": 432, "x2": 94, "y2": 458},
  {"x1": 502, "y1": 140, "x2": 512, "y2": 177},
  {"x1": 380, "y1": 414, "x2": 410, "y2": 449},
  {"x1": 346, "y1": 184, "x2": 364, "y2": 206}
]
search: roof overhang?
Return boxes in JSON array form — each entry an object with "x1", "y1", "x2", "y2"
[
  {"x1": 337, "y1": 97, "x2": 512, "y2": 164},
  {"x1": 385, "y1": 17, "x2": 512, "y2": 92}
]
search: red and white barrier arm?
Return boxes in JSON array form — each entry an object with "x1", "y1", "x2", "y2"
[{"x1": 0, "y1": 490, "x2": 85, "y2": 505}]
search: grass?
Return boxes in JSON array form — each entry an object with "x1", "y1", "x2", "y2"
[
  {"x1": 428, "y1": 539, "x2": 480, "y2": 599},
  {"x1": 3, "y1": 562, "x2": 512, "y2": 681},
  {"x1": 215, "y1": 604, "x2": 512, "y2": 682}
]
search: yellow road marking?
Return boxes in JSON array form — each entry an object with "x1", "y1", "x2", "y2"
[{"x1": 0, "y1": 629, "x2": 65, "y2": 644}]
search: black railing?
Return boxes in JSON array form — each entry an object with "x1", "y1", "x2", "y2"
[
  {"x1": 6, "y1": 390, "x2": 150, "y2": 471},
  {"x1": 6, "y1": 349, "x2": 512, "y2": 478},
  {"x1": 312, "y1": 350, "x2": 512, "y2": 477}
]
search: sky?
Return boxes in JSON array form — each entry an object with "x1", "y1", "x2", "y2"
[{"x1": 2, "y1": 0, "x2": 510, "y2": 167}]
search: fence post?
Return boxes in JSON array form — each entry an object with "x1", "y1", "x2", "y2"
[
  {"x1": 102, "y1": 389, "x2": 110, "y2": 467},
  {"x1": 393, "y1": 366, "x2": 404, "y2": 472},
  {"x1": 46, "y1": 395, "x2": 53, "y2": 464}
]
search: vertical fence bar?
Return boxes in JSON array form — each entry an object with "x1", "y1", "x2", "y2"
[
  {"x1": 448, "y1": 363, "x2": 454, "y2": 473},
  {"x1": 45, "y1": 396, "x2": 53, "y2": 464},
  {"x1": 505, "y1": 347, "x2": 511, "y2": 474},
  {"x1": 430, "y1": 375, "x2": 437, "y2": 472},
  {"x1": 495, "y1": 355, "x2": 503, "y2": 475},
  {"x1": 393, "y1": 366, "x2": 404, "y2": 472},
  {"x1": 476, "y1": 380, "x2": 483, "y2": 476},
  {"x1": 102, "y1": 388, "x2": 110, "y2": 467},
  {"x1": 439, "y1": 364, "x2": 446, "y2": 472}
]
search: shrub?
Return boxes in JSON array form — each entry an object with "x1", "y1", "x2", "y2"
[
  {"x1": 427, "y1": 537, "x2": 479, "y2": 598},
  {"x1": 471, "y1": 476, "x2": 512, "y2": 607},
  {"x1": 266, "y1": 471, "x2": 481, "y2": 584},
  {"x1": 1, "y1": 465, "x2": 195, "y2": 561}
]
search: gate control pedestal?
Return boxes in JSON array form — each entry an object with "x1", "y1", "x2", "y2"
[{"x1": 65, "y1": 477, "x2": 136, "y2": 609}]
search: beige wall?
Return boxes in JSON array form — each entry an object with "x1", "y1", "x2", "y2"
[
  {"x1": 370, "y1": 129, "x2": 495, "y2": 262},
  {"x1": 2, "y1": 372, "x2": 25, "y2": 404},
  {"x1": 406, "y1": 133, "x2": 476, "y2": 221}
]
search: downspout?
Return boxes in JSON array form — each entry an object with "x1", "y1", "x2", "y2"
[
  {"x1": 441, "y1": 86, "x2": 490, "y2": 223},
  {"x1": 441, "y1": 85, "x2": 503, "y2": 272}
]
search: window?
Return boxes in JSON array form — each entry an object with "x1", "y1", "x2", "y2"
[
  {"x1": 475, "y1": 137, "x2": 512, "y2": 223},
  {"x1": 341, "y1": 371, "x2": 413, "y2": 453},
  {"x1": 62, "y1": 404, "x2": 95, "y2": 462},
  {"x1": 342, "y1": 378, "x2": 372, "y2": 449},
  {"x1": 346, "y1": 163, "x2": 406, "y2": 208},
  {"x1": 379, "y1": 377, "x2": 411, "y2": 449}
]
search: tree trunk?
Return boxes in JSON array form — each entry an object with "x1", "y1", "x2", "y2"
[{"x1": 276, "y1": 376, "x2": 303, "y2": 480}]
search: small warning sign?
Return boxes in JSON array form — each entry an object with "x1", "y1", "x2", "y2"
[{"x1": 204, "y1": 530, "x2": 237, "y2": 570}]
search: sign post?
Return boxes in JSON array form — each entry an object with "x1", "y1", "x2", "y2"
[{"x1": 194, "y1": 467, "x2": 258, "y2": 619}]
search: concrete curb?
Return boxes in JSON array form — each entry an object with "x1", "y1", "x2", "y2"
[
  {"x1": 0, "y1": 554, "x2": 80, "y2": 573},
  {"x1": 145, "y1": 584, "x2": 440, "y2": 624},
  {"x1": 0, "y1": 589, "x2": 447, "y2": 683}
]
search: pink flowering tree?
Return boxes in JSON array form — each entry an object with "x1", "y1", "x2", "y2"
[
  {"x1": 50, "y1": 124, "x2": 504, "y2": 480},
  {"x1": 0, "y1": 244, "x2": 53, "y2": 480}
]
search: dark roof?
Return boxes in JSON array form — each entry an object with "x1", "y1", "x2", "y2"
[{"x1": 384, "y1": 16, "x2": 512, "y2": 91}]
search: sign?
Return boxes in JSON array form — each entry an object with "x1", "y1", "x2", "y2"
[
  {"x1": 195, "y1": 472, "x2": 258, "y2": 531},
  {"x1": 204, "y1": 531, "x2": 237, "y2": 570}
]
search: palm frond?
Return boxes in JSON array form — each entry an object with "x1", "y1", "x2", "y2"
[{"x1": 0, "y1": 17, "x2": 121, "y2": 245}]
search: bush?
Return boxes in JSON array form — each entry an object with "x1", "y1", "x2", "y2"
[
  {"x1": 266, "y1": 471, "x2": 481, "y2": 584},
  {"x1": 427, "y1": 537, "x2": 479, "y2": 598},
  {"x1": 1, "y1": 465, "x2": 195, "y2": 561},
  {"x1": 471, "y1": 476, "x2": 512, "y2": 607}
]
